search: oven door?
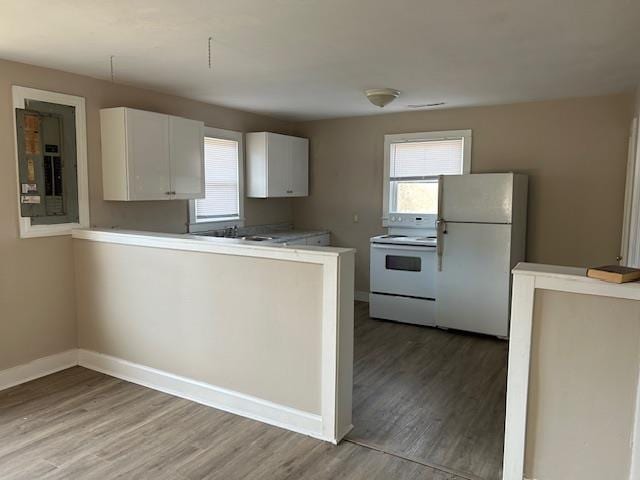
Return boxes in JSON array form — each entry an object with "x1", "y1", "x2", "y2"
[{"x1": 370, "y1": 243, "x2": 436, "y2": 299}]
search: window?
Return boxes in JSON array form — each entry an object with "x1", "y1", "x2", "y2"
[
  {"x1": 13, "y1": 86, "x2": 89, "y2": 238},
  {"x1": 383, "y1": 130, "x2": 471, "y2": 227},
  {"x1": 188, "y1": 127, "x2": 244, "y2": 231}
]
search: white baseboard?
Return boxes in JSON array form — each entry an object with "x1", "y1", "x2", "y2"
[
  {"x1": 354, "y1": 290, "x2": 369, "y2": 302},
  {"x1": 0, "y1": 349, "x2": 78, "y2": 392},
  {"x1": 1, "y1": 348, "x2": 329, "y2": 443},
  {"x1": 77, "y1": 349, "x2": 327, "y2": 441}
]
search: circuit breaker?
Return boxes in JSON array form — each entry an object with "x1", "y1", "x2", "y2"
[{"x1": 15, "y1": 100, "x2": 79, "y2": 225}]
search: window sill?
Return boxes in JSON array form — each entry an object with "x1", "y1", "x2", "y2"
[{"x1": 188, "y1": 217, "x2": 245, "y2": 233}]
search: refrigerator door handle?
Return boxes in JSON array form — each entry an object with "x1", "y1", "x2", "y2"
[
  {"x1": 436, "y1": 175, "x2": 445, "y2": 271},
  {"x1": 436, "y1": 218, "x2": 446, "y2": 271}
]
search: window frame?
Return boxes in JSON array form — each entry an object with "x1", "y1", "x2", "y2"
[
  {"x1": 382, "y1": 129, "x2": 472, "y2": 227},
  {"x1": 12, "y1": 86, "x2": 90, "y2": 238},
  {"x1": 188, "y1": 127, "x2": 245, "y2": 232}
]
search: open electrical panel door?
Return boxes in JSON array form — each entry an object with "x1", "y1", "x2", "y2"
[{"x1": 15, "y1": 100, "x2": 79, "y2": 225}]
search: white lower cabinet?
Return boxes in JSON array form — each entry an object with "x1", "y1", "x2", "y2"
[{"x1": 306, "y1": 233, "x2": 330, "y2": 246}]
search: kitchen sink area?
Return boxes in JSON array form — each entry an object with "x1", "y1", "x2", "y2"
[{"x1": 193, "y1": 223, "x2": 331, "y2": 247}]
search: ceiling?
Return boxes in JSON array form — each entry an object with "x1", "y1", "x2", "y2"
[{"x1": 1, "y1": 0, "x2": 639, "y2": 121}]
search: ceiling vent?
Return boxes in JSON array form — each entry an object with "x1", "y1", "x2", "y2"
[{"x1": 407, "y1": 102, "x2": 446, "y2": 109}]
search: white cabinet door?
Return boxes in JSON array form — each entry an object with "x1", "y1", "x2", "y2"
[
  {"x1": 246, "y1": 132, "x2": 268, "y2": 197},
  {"x1": 290, "y1": 136, "x2": 309, "y2": 196},
  {"x1": 126, "y1": 109, "x2": 171, "y2": 200},
  {"x1": 169, "y1": 116, "x2": 204, "y2": 199},
  {"x1": 266, "y1": 133, "x2": 292, "y2": 197}
]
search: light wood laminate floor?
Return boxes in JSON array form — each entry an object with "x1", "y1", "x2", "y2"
[
  {"x1": 0, "y1": 366, "x2": 466, "y2": 480},
  {"x1": 0, "y1": 302, "x2": 505, "y2": 480},
  {"x1": 348, "y1": 302, "x2": 508, "y2": 480}
]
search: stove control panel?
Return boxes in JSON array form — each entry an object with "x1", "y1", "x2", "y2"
[{"x1": 387, "y1": 214, "x2": 435, "y2": 228}]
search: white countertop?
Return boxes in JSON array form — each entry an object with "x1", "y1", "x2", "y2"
[
  {"x1": 512, "y1": 262, "x2": 587, "y2": 278},
  {"x1": 512, "y1": 262, "x2": 640, "y2": 300},
  {"x1": 269, "y1": 230, "x2": 330, "y2": 243},
  {"x1": 196, "y1": 229, "x2": 330, "y2": 243},
  {"x1": 72, "y1": 228, "x2": 353, "y2": 263}
]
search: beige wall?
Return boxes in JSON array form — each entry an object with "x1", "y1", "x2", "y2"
[
  {"x1": 2, "y1": 59, "x2": 294, "y2": 233},
  {"x1": 1, "y1": 56, "x2": 636, "y2": 376},
  {"x1": 292, "y1": 94, "x2": 634, "y2": 292},
  {"x1": 525, "y1": 289, "x2": 640, "y2": 479},
  {"x1": 74, "y1": 240, "x2": 324, "y2": 413},
  {"x1": 0, "y1": 58, "x2": 293, "y2": 371}
]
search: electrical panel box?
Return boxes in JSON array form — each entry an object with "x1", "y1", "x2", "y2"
[{"x1": 15, "y1": 100, "x2": 79, "y2": 225}]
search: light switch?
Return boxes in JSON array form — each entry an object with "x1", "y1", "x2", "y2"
[{"x1": 353, "y1": 213, "x2": 359, "y2": 223}]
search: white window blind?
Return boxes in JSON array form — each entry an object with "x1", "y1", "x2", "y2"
[
  {"x1": 195, "y1": 137, "x2": 240, "y2": 221},
  {"x1": 390, "y1": 138, "x2": 464, "y2": 179}
]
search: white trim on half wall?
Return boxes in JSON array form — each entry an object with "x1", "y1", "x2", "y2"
[
  {"x1": 0, "y1": 348, "x2": 327, "y2": 442},
  {"x1": 504, "y1": 263, "x2": 640, "y2": 480},
  {"x1": 77, "y1": 349, "x2": 326, "y2": 441}
]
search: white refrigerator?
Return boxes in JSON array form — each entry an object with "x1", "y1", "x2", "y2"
[{"x1": 436, "y1": 173, "x2": 528, "y2": 338}]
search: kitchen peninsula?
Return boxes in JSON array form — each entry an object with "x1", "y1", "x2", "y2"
[{"x1": 71, "y1": 228, "x2": 355, "y2": 443}]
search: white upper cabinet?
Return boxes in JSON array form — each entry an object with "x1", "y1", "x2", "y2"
[
  {"x1": 169, "y1": 116, "x2": 205, "y2": 199},
  {"x1": 100, "y1": 107, "x2": 204, "y2": 201},
  {"x1": 290, "y1": 136, "x2": 309, "y2": 196},
  {"x1": 126, "y1": 109, "x2": 171, "y2": 200},
  {"x1": 246, "y1": 132, "x2": 309, "y2": 198}
]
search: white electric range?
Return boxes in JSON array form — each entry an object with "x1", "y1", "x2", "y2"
[{"x1": 369, "y1": 232, "x2": 437, "y2": 327}]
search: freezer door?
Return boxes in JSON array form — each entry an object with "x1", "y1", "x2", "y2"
[
  {"x1": 436, "y1": 222, "x2": 512, "y2": 337},
  {"x1": 440, "y1": 173, "x2": 514, "y2": 224}
]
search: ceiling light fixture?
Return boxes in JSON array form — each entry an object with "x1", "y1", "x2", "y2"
[
  {"x1": 407, "y1": 102, "x2": 446, "y2": 109},
  {"x1": 365, "y1": 88, "x2": 400, "y2": 108}
]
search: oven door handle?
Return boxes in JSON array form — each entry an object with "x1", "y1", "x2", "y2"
[{"x1": 371, "y1": 243, "x2": 436, "y2": 252}]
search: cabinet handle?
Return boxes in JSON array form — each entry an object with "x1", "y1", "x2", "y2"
[
  {"x1": 286, "y1": 190, "x2": 293, "y2": 194},
  {"x1": 165, "y1": 191, "x2": 172, "y2": 195}
]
